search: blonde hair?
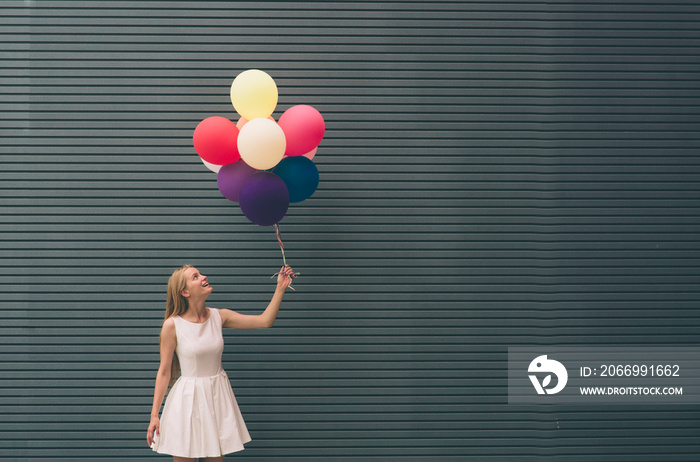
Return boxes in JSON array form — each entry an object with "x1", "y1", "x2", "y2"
[{"x1": 163, "y1": 264, "x2": 192, "y2": 387}]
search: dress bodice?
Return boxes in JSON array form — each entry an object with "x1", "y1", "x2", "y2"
[{"x1": 173, "y1": 308, "x2": 224, "y2": 377}]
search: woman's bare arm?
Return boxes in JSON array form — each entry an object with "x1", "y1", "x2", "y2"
[
  {"x1": 147, "y1": 317, "x2": 176, "y2": 446},
  {"x1": 219, "y1": 265, "x2": 295, "y2": 329}
]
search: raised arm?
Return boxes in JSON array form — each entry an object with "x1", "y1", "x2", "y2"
[
  {"x1": 219, "y1": 265, "x2": 295, "y2": 329},
  {"x1": 147, "y1": 317, "x2": 176, "y2": 447}
]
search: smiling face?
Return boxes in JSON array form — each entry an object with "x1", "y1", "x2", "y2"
[{"x1": 180, "y1": 267, "x2": 213, "y2": 300}]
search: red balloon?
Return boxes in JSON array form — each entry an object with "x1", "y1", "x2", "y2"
[
  {"x1": 193, "y1": 116, "x2": 240, "y2": 165},
  {"x1": 278, "y1": 105, "x2": 325, "y2": 157}
]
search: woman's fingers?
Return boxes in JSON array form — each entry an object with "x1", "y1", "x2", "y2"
[
  {"x1": 147, "y1": 421, "x2": 159, "y2": 446},
  {"x1": 275, "y1": 265, "x2": 297, "y2": 290}
]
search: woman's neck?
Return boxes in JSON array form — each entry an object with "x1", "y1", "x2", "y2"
[{"x1": 183, "y1": 300, "x2": 208, "y2": 322}]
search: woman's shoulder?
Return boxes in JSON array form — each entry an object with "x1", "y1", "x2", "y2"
[
  {"x1": 209, "y1": 307, "x2": 223, "y2": 321},
  {"x1": 161, "y1": 317, "x2": 177, "y2": 335}
]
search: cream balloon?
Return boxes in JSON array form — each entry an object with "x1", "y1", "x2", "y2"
[
  {"x1": 230, "y1": 69, "x2": 278, "y2": 120},
  {"x1": 237, "y1": 118, "x2": 286, "y2": 170}
]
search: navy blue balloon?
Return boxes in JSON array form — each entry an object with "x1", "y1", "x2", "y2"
[
  {"x1": 273, "y1": 156, "x2": 319, "y2": 203},
  {"x1": 239, "y1": 172, "x2": 289, "y2": 226}
]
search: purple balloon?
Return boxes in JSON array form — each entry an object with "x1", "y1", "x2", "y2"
[
  {"x1": 239, "y1": 172, "x2": 289, "y2": 226},
  {"x1": 217, "y1": 160, "x2": 257, "y2": 202}
]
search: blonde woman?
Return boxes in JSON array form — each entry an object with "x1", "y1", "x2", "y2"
[{"x1": 147, "y1": 264, "x2": 296, "y2": 461}]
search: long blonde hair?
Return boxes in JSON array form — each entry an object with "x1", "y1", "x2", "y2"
[{"x1": 163, "y1": 264, "x2": 192, "y2": 386}]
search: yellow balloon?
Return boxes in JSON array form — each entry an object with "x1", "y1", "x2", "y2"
[
  {"x1": 230, "y1": 69, "x2": 278, "y2": 120},
  {"x1": 237, "y1": 118, "x2": 286, "y2": 170}
]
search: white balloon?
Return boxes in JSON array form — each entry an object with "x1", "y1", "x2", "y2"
[
  {"x1": 237, "y1": 118, "x2": 286, "y2": 170},
  {"x1": 201, "y1": 158, "x2": 222, "y2": 173}
]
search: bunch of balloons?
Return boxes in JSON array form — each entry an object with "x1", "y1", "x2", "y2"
[{"x1": 192, "y1": 69, "x2": 324, "y2": 226}]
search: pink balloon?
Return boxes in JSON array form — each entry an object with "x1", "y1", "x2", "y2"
[
  {"x1": 302, "y1": 147, "x2": 317, "y2": 160},
  {"x1": 237, "y1": 115, "x2": 276, "y2": 130},
  {"x1": 193, "y1": 116, "x2": 240, "y2": 165},
  {"x1": 236, "y1": 117, "x2": 248, "y2": 130},
  {"x1": 278, "y1": 105, "x2": 325, "y2": 157}
]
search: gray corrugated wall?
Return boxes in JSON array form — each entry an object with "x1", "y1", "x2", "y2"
[{"x1": 1, "y1": 1, "x2": 699, "y2": 461}]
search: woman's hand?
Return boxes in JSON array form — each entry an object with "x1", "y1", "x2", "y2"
[
  {"x1": 276, "y1": 264, "x2": 296, "y2": 290},
  {"x1": 147, "y1": 416, "x2": 160, "y2": 447}
]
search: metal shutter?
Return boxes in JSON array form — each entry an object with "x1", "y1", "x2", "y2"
[{"x1": 1, "y1": 1, "x2": 699, "y2": 460}]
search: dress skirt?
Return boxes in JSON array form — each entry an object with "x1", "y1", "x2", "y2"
[{"x1": 152, "y1": 370, "x2": 251, "y2": 458}]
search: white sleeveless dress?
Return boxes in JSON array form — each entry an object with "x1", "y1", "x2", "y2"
[{"x1": 152, "y1": 308, "x2": 252, "y2": 458}]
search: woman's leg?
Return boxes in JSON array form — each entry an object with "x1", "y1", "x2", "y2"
[{"x1": 173, "y1": 455, "x2": 223, "y2": 462}]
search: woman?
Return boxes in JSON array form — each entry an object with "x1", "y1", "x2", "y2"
[{"x1": 147, "y1": 264, "x2": 296, "y2": 461}]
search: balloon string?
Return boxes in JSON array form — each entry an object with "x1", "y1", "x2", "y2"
[
  {"x1": 271, "y1": 223, "x2": 300, "y2": 290},
  {"x1": 274, "y1": 223, "x2": 287, "y2": 266}
]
